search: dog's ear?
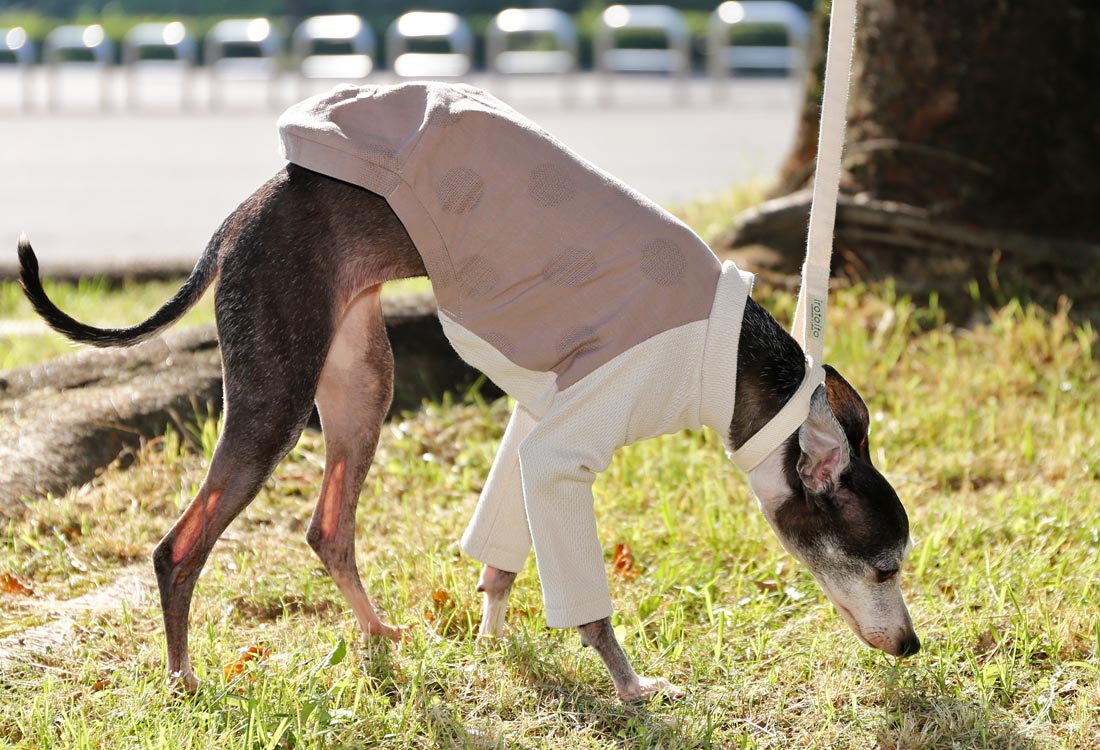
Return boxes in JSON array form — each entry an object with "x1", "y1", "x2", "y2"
[
  {"x1": 797, "y1": 385, "x2": 851, "y2": 495},
  {"x1": 823, "y1": 365, "x2": 870, "y2": 454}
]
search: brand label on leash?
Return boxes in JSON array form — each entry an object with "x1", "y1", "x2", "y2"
[{"x1": 809, "y1": 295, "x2": 825, "y2": 341}]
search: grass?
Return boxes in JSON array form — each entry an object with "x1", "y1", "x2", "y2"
[
  {"x1": 2, "y1": 183, "x2": 1099, "y2": 747},
  {"x1": 1, "y1": 255, "x2": 1098, "y2": 747}
]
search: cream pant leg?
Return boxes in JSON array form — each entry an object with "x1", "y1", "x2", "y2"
[
  {"x1": 516, "y1": 399, "x2": 618, "y2": 629},
  {"x1": 460, "y1": 404, "x2": 537, "y2": 573},
  {"x1": 462, "y1": 311, "x2": 718, "y2": 630}
]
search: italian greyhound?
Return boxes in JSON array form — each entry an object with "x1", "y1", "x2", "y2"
[{"x1": 17, "y1": 163, "x2": 917, "y2": 702}]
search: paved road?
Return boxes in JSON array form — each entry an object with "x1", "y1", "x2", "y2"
[{"x1": 0, "y1": 71, "x2": 800, "y2": 276}]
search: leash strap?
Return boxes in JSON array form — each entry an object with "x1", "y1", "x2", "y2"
[{"x1": 731, "y1": 0, "x2": 858, "y2": 473}]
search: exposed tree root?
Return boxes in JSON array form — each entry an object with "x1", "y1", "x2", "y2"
[{"x1": 719, "y1": 189, "x2": 1100, "y2": 273}]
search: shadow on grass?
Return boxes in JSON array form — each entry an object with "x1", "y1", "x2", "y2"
[
  {"x1": 530, "y1": 686, "x2": 695, "y2": 750},
  {"x1": 490, "y1": 634, "x2": 700, "y2": 750},
  {"x1": 876, "y1": 671, "x2": 1039, "y2": 750}
]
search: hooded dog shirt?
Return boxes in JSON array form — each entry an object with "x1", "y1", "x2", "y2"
[{"x1": 279, "y1": 83, "x2": 753, "y2": 627}]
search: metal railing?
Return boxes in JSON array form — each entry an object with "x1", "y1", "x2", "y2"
[
  {"x1": 2, "y1": 4, "x2": 812, "y2": 113},
  {"x1": 205, "y1": 18, "x2": 282, "y2": 109},
  {"x1": 44, "y1": 24, "x2": 114, "y2": 110},
  {"x1": 293, "y1": 14, "x2": 375, "y2": 85},
  {"x1": 487, "y1": 8, "x2": 578, "y2": 76},
  {"x1": 386, "y1": 12, "x2": 473, "y2": 78},
  {"x1": 122, "y1": 21, "x2": 197, "y2": 109},
  {"x1": 595, "y1": 5, "x2": 690, "y2": 102},
  {"x1": 1, "y1": 27, "x2": 35, "y2": 110},
  {"x1": 708, "y1": 1, "x2": 811, "y2": 82}
]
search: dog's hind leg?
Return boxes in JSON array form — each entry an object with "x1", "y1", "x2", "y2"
[
  {"x1": 307, "y1": 286, "x2": 404, "y2": 641},
  {"x1": 152, "y1": 229, "x2": 335, "y2": 689},
  {"x1": 153, "y1": 405, "x2": 316, "y2": 690}
]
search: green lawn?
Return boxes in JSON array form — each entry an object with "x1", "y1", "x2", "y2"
[{"x1": 1, "y1": 186, "x2": 1098, "y2": 748}]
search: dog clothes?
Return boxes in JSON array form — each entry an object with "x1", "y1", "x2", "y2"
[{"x1": 279, "y1": 83, "x2": 753, "y2": 627}]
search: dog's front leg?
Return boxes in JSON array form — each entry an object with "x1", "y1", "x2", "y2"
[
  {"x1": 462, "y1": 405, "x2": 539, "y2": 638},
  {"x1": 578, "y1": 618, "x2": 683, "y2": 702},
  {"x1": 475, "y1": 566, "x2": 517, "y2": 639}
]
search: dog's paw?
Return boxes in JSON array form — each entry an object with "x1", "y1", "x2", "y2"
[
  {"x1": 166, "y1": 669, "x2": 200, "y2": 694},
  {"x1": 476, "y1": 617, "x2": 507, "y2": 641},
  {"x1": 369, "y1": 622, "x2": 413, "y2": 643},
  {"x1": 617, "y1": 676, "x2": 684, "y2": 703},
  {"x1": 475, "y1": 630, "x2": 510, "y2": 651}
]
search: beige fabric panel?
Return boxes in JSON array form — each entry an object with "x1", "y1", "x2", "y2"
[
  {"x1": 437, "y1": 310, "x2": 558, "y2": 418},
  {"x1": 279, "y1": 82, "x2": 721, "y2": 390},
  {"x1": 460, "y1": 263, "x2": 751, "y2": 627}
]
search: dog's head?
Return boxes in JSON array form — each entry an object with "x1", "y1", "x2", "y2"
[{"x1": 747, "y1": 366, "x2": 919, "y2": 657}]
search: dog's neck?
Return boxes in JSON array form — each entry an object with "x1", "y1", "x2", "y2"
[
  {"x1": 727, "y1": 296, "x2": 808, "y2": 515},
  {"x1": 729, "y1": 296, "x2": 806, "y2": 467}
]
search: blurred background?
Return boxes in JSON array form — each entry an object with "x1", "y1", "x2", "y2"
[{"x1": 0, "y1": 0, "x2": 816, "y2": 275}]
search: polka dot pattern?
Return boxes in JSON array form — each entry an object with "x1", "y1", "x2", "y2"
[
  {"x1": 482, "y1": 331, "x2": 516, "y2": 357},
  {"x1": 528, "y1": 163, "x2": 577, "y2": 208},
  {"x1": 363, "y1": 140, "x2": 399, "y2": 167},
  {"x1": 639, "y1": 239, "x2": 686, "y2": 286},
  {"x1": 284, "y1": 82, "x2": 727, "y2": 391},
  {"x1": 457, "y1": 255, "x2": 499, "y2": 298},
  {"x1": 542, "y1": 247, "x2": 597, "y2": 287},
  {"x1": 428, "y1": 251, "x2": 454, "y2": 289},
  {"x1": 557, "y1": 325, "x2": 600, "y2": 360},
  {"x1": 439, "y1": 167, "x2": 484, "y2": 214}
]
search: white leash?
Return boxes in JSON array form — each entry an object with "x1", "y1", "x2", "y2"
[{"x1": 730, "y1": 0, "x2": 858, "y2": 473}]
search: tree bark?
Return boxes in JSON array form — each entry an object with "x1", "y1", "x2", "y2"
[
  {"x1": 773, "y1": 0, "x2": 1100, "y2": 246},
  {"x1": 0, "y1": 292, "x2": 500, "y2": 514}
]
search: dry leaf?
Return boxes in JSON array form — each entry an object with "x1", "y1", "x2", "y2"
[
  {"x1": 431, "y1": 588, "x2": 453, "y2": 608},
  {"x1": 612, "y1": 543, "x2": 639, "y2": 580},
  {"x1": 0, "y1": 573, "x2": 34, "y2": 596},
  {"x1": 222, "y1": 644, "x2": 271, "y2": 682},
  {"x1": 424, "y1": 587, "x2": 454, "y2": 624}
]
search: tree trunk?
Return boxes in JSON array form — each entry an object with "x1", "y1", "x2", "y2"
[{"x1": 762, "y1": 0, "x2": 1100, "y2": 255}]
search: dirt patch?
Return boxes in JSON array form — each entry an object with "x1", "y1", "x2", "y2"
[{"x1": 0, "y1": 565, "x2": 153, "y2": 670}]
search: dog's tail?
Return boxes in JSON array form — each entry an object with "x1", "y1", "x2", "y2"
[{"x1": 17, "y1": 232, "x2": 219, "y2": 348}]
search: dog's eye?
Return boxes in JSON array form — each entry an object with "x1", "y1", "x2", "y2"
[{"x1": 873, "y1": 567, "x2": 899, "y2": 583}]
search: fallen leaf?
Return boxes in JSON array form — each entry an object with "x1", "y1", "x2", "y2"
[
  {"x1": 424, "y1": 587, "x2": 454, "y2": 624},
  {"x1": 612, "y1": 543, "x2": 639, "y2": 580},
  {"x1": 0, "y1": 573, "x2": 33, "y2": 596},
  {"x1": 431, "y1": 588, "x2": 453, "y2": 608},
  {"x1": 223, "y1": 644, "x2": 271, "y2": 682}
]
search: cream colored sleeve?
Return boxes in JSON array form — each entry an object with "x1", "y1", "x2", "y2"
[
  {"x1": 513, "y1": 321, "x2": 711, "y2": 629},
  {"x1": 464, "y1": 316, "x2": 716, "y2": 630},
  {"x1": 460, "y1": 404, "x2": 538, "y2": 573},
  {"x1": 518, "y1": 411, "x2": 617, "y2": 629}
]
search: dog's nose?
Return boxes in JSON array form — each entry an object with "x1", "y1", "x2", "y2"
[{"x1": 898, "y1": 632, "x2": 921, "y2": 657}]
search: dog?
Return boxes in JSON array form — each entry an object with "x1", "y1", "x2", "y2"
[{"x1": 17, "y1": 82, "x2": 917, "y2": 702}]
